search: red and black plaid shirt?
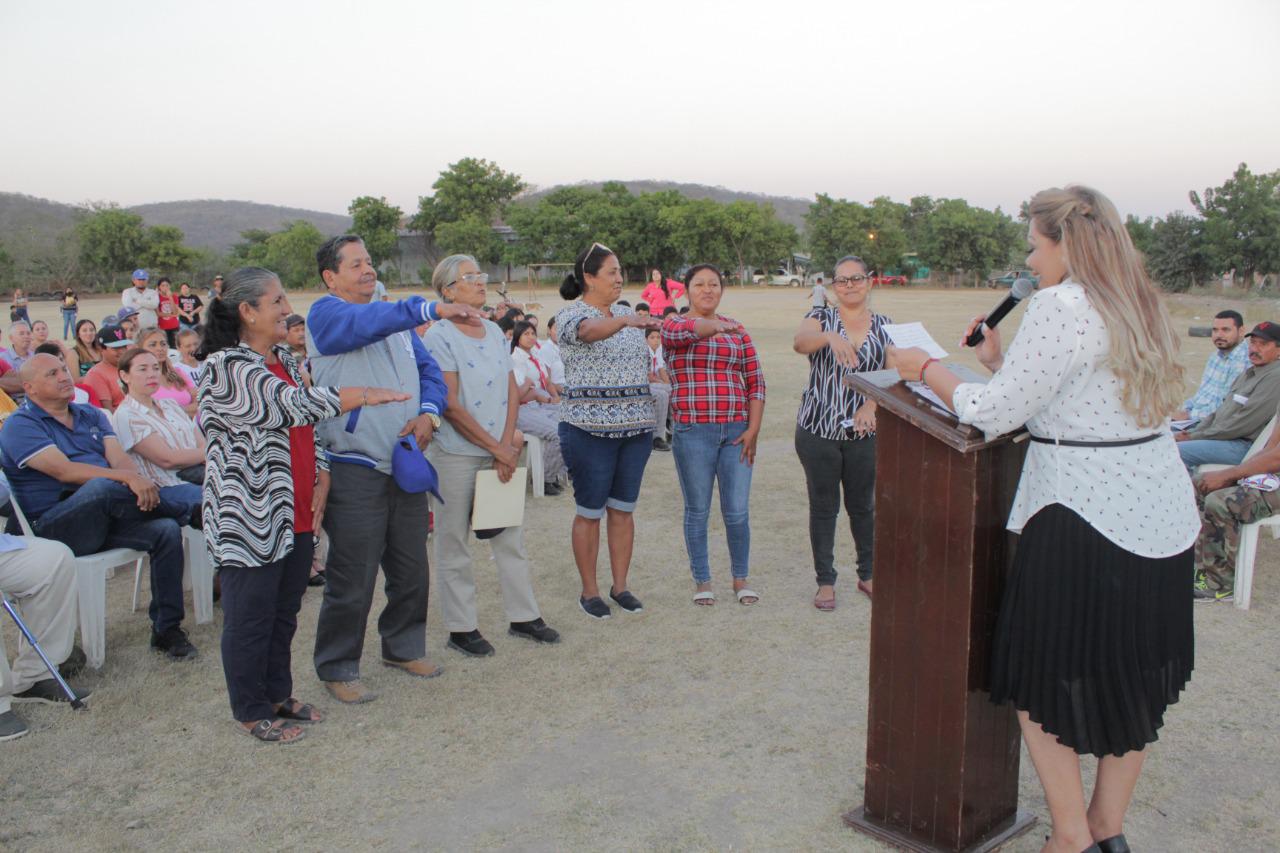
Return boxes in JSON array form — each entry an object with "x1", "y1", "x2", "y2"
[{"x1": 660, "y1": 315, "x2": 766, "y2": 424}]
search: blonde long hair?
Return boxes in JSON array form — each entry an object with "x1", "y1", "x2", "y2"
[{"x1": 1028, "y1": 185, "x2": 1184, "y2": 428}]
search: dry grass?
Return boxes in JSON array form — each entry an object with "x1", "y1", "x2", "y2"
[{"x1": 2, "y1": 288, "x2": 1278, "y2": 852}]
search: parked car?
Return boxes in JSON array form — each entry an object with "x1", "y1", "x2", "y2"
[
  {"x1": 872, "y1": 274, "x2": 909, "y2": 287},
  {"x1": 987, "y1": 269, "x2": 1038, "y2": 288},
  {"x1": 754, "y1": 267, "x2": 804, "y2": 287}
]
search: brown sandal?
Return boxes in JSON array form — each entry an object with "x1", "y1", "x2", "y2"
[
  {"x1": 275, "y1": 698, "x2": 323, "y2": 723},
  {"x1": 240, "y1": 719, "x2": 305, "y2": 743}
]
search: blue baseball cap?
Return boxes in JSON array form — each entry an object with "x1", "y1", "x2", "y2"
[
  {"x1": 391, "y1": 437, "x2": 442, "y2": 500},
  {"x1": 131, "y1": 269, "x2": 149, "y2": 281},
  {"x1": 117, "y1": 306, "x2": 139, "y2": 321}
]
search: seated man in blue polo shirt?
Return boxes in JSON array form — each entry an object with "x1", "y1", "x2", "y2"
[{"x1": 0, "y1": 354, "x2": 203, "y2": 660}]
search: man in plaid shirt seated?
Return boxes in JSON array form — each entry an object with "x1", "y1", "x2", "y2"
[{"x1": 1175, "y1": 310, "x2": 1250, "y2": 425}]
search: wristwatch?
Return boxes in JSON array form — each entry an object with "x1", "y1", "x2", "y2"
[{"x1": 425, "y1": 413, "x2": 442, "y2": 430}]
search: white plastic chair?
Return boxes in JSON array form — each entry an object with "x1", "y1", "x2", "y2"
[
  {"x1": 1197, "y1": 413, "x2": 1280, "y2": 610},
  {"x1": 130, "y1": 526, "x2": 213, "y2": 625},
  {"x1": 522, "y1": 435, "x2": 546, "y2": 498},
  {"x1": 8, "y1": 496, "x2": 146, "y2": 669}
]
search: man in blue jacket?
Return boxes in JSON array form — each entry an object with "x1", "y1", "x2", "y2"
[{"x1": 308, "y1": 236, "x2": 480, "y2": 704}]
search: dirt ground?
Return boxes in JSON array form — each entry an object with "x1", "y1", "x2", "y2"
[{"x1": 2, "y1": 286, "x2": 1278, "y2": 852}]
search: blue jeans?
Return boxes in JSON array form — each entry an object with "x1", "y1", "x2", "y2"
[
  {"x1": 558, "y1": 423, "x2": 653, "y2": 519},
  {"x1": 1178, "y1": 438, "x2": 1252, "y2": 473},
  {"x1": 31, "y1": 478, "x2": 201, "y2": 633},
  {"x1": 61, "y1": 309, "x2": 77, "y2": 339},
  {"x1": 672, "y1": 421, "x2": 754, "y2": 583}
]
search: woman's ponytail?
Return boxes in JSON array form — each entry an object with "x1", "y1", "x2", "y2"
[{"x1": 559, "y1": 273, "x2": 583, "y2": 300}]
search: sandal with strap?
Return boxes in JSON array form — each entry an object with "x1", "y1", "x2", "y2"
[
  {"x1": 735, "y1": 588, "x2": 760, "y2": 605},
  {"x1": 240, "y1": 719, "x2": 305, "y2": 744},
  {"x1": 275, "y1": 698, "x2": 323, "y2": 724},
  {"x1": 692, "y1": 591, "x2": 716, "y2": 606}
]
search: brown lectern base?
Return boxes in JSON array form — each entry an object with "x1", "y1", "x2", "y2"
[{"x1": 843, "y1": 806, "x2": 1037, "y2": 853}]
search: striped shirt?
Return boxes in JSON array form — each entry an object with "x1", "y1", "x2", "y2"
[
  {"x1": 199, "y1": 345, "x2": 341, "y2": 568},
  {"x1": 1184, "y1": 342, "x2": 1251, "y2": 421},
  {"x1": 112, "y1": 396, "x2": 201, "y2": 487},
  {"x1": 796, "y1": 308, "x2": 893, "y2": 441},
  {"x1": 661, "y1": 315, "x2": 766, "y2": 424}
]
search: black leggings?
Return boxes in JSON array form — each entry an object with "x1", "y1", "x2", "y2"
[{"x1": 794, "y1": 425, "x2": 875, "y2": 584}]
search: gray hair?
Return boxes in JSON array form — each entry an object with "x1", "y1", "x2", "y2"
[
  {"x1": 431, "y1": 254, "x2": 478, "y2": 300},
  {"x1": 8, "y1": 321, "x2": 31, "y2": 334},
  {"x1": 197, "y1": 266, "x2": 282, "y2": 358}
]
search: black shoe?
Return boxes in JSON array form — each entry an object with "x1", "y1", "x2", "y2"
[
  {"x1": 543, "y1": 481, "x2": 564, "y2": 496},
  {"x1": 0, "y1": 710, "x2": 28, "y2": 743},
  {"x1": 151, "y1": 626, "x2": 198, "y2": 661},
  {"x1": 58, "y1": 645, "x2": 86, "y2": 680},
  {"x1": 447, "y1": 630, "x2": 495, "y2": 657},
  {"x1": 652, "y1": 437, "x2": 671, "y2": 451},
  {"x1": 1096, "y1": 835, "x2": 1130, "y2": 853},
  {"x1": 509, "y1": 618, "x2": 561, "y2": 644},
  {"x1": 579, "y1": 596, "x2": 612, "y2": 619},
  {"x1": 609, "y1": 587, "x2": 644, "y2": 613},
  {"x1": 12, "y1": 678, "x2": 92, "y2": 706},
  {"x1": 307, "y1": 571, "x2": 326, "y2": 587}
]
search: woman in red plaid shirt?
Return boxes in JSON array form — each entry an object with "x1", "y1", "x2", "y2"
[{"x1": 661, "y1": 264, "x2": 766, "y2": 606}]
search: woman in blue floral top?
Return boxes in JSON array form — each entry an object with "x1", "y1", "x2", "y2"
[{"x1": 554, "y1": 243, "x2": 662, "y2": 619}]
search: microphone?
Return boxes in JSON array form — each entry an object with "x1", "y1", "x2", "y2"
[{"x1": 965, "y1": 277, "x2": 1036, "y2": 347}]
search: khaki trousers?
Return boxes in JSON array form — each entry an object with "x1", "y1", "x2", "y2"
[
  {"x1": 0, "y1": 537, "x2": 78, "y2": 713},
  {"x1": 427, "y1": 448, "x2": 541, "y2": 632}
]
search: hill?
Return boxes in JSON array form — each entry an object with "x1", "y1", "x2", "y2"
[
  {"x1": 521, "y1": 180, "x2": 813, "y2": 230},
  {"x1": 130, "y1": 200, "x2": 352, "y2": 252},
  {"x1": 0, "y1": 192, "x2": 353, "y2": 253}
]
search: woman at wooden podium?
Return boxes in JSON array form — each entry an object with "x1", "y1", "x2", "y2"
[{"x1": 889, "y1": 185, "x2": 1198, "y2": 853}]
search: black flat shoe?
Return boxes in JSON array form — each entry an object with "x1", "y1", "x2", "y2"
[
  {"x1": 609, "y1": 587, "x2": 644, "y2": 613},
  {"x1": 447, "y1": 630, "x2": 495, "y2": 657},
  {"x1": 509, "y1": 618, "x2": 561, "y2": 644},
  {"x1": 1096, "y1": 835, "x2": 1129, "y2": 853}
]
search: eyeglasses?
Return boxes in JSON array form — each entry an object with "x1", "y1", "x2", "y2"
[
  {"x1": 833, "y1": 274, "x2": 871, "y2": 288},
  {"x1": 449, "y1": 272, "x2": 489, "y2": 286}
]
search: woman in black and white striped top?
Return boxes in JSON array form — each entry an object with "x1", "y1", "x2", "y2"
[
  {"x1": 198, "y1": 267, "x2": 408, "y2": 744},
  {"x1": 792, "y1": 255, "x2": 893, "y2": 610}
]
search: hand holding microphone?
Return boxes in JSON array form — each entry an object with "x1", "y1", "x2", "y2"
[{"x1": 962, "y1": 276, "x2": 1035, "y2": 370}]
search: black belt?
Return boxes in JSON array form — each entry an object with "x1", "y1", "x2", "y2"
[{"x1": 1028, "y1": 433, "x2": 1162, "y2": 448}]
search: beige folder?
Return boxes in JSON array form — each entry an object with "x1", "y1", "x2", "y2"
[{"x1": 471, "y1": 467, "x2": 527, "y2": 530}]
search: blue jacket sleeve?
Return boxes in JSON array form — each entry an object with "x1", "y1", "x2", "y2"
[
  {"x1": 307, "y1": 295, "x2": 440, "y2": 356},
  {"x1": 412, "y1": 333, "x2": 448, "y2": 416}
]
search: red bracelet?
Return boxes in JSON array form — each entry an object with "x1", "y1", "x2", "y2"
[{"x1": 919, "y1": 357, "x2": 939, "y2": 382}]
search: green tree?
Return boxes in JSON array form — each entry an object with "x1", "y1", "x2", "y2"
[
  {"x1": 141, "y1": 224, "x2": 198, "y2": 272},
  {"x1": 348, "y1": 195, "x2": 404, "y2": 267},
  {"x1": 229, "y1": 221, "x2": 325, "y2": 289},
  {"x1": 660, "y1": 199, "x2": 734, "y2": 271},
  {"x1": 720, "y1": 201, "x2": 798, "y2": 283},
  {"x1": 1124, "y1": 215, "x2": 1157, "y2": 257},
  {"x1": 918, "y1": 198, "x2": 1018, "y2": 286},
  {"x1": 436, "y1": 215, "x2": 505, "y2": 264},
  {"x1": 805, "y1": 195, "x2": 907, "y2": 274},
  {"x1": 74, "y1": 204, "x2": 149, "y2": 286},
  {"x1": 1190, "y1": 163, "x2": 1280, "y2": 285},
  {"x1": 412, "y1": 157, "x2": 526, "y2": 234},
  {"x1": 1145, "y1": 213, "x2": 1213, "y2": 293},
  {"x1": 0, "y1": 244, "x2": 14, "y2": 289}
]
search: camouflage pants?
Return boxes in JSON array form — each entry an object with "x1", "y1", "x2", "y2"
[{"x1": 1194, "y1": 485, "x2": 1280, "y2": 590}]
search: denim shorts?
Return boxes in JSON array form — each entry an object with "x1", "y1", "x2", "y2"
[{"x1": 558, "y1": 422, "x2": 654, "y2": 519}]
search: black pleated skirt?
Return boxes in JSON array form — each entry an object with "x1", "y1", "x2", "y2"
[{"x1": 989, "y1": 503, "x2": 1194, "y2": 758}]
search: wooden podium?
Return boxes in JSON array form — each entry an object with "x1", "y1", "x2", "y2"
[{"x1": 842, "y1": 371, "x2": 1036, "y2": 852}]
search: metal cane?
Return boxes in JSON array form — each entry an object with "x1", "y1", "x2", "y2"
[{"x1": 1, "y1": 597, "x2": 85, "y2": 710}]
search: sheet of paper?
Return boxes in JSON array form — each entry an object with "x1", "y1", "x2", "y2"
[
  {"x1": 1170, "y1": 419, "x2": 1197, "y2": 432},
  {"x1": 907, "y1": 381, "x2": 955, "y2": 414},
  {"x1": 472, "y1": 467, "x2": 527, "y2": 530},
  {"x1": 883, "y1": 322, "x2": 948, "y2": 359}
]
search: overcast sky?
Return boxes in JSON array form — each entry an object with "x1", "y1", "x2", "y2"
[{"x1": 5, "y1": 0, "x2": 1277, "y2": 220}]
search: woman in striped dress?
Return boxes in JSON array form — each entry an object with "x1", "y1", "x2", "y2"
[
  {"x1": 792, "y1": 255, "x2": 892, "y2": 610},
  {"x1": 198, "y1": 267, "x2": 408, "y2": 744}
]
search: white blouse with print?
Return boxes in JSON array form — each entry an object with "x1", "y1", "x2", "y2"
[{"x1": 951, "y1": 281, "x2": 1199, "y2": 558}]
